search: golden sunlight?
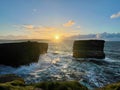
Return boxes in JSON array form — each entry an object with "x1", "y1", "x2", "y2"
[
  {"x1": 54, "y1": 35, "x2": 60, "y2": 40},
  {"x1": 52, "y1": 34, "x2": 62, "y2": 42}
]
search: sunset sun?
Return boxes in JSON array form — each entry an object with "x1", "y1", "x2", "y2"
[{"x1": 54, "y1": 35, "x2": 60, "y2": 40}]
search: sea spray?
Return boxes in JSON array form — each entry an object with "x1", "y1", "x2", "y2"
[{"x1": 0, "y1": 41, "x2": 120, "y2": 89}]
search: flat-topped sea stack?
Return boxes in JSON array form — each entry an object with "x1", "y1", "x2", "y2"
[
  {"x1": 0, "y1": 41, "x2": 48, "y2": 67},
  {"x1": 73, "y1": 40, "x2": 105, "y2": 59}
]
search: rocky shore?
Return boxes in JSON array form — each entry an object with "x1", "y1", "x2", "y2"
[
  {"x1": 0, "y1": 74, "x2": 88, "y2": 90},
  {"x1": 0, "y1": 74, "x2": 120, "y2": 90}
]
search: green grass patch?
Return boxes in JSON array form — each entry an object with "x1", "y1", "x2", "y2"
[
  {"x1": 34, "y1": 81, "x2": 88, "y2": 90},
  {"x1": 97, "y1": 82, "x2": 120, "y2": 90}
]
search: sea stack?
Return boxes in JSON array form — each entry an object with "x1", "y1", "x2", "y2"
[
  {"x1": 0, "y1": 41, "x2": 48, "y2": 67},
  {"x1": 73, "y1": 40, "x2": 105, "y2": 59}
]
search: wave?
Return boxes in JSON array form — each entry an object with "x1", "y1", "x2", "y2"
[{"x1": 0, "y1": 52, "x2": 120, "y2": 89}]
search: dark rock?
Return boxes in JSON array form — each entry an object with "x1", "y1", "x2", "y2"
[
  {"x1": 0, "y1": 41, "x2": 48, "y2": 67},
  {"x1": 73, "y1": 40, "x2": 105, "y2": 59}
]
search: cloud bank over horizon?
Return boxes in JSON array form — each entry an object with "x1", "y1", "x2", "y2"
[
  {"x1": 0, "y1": 35, "x2": 28, "y2": 40},
  {"x1": 0, "y1": 32, "x2": 120, "y2": 41},
  {"x1": 68, "y1": 32, "x2": 120, "y2": 41}
]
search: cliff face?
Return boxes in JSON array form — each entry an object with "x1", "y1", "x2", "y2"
[
  {"x1": 0, "y1": 42, "x2": 48, "y2": 67},
  {"x1": 73, "y1": 40, "x2": 105, "y2": 59}
]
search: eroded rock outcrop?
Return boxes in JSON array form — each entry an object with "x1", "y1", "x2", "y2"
[
  {"x1": 73, "y1": 40, "x2": 105, "y2": 59},
  {"x1": 0, "y1": 41, "x2": 48, "y2": 67}
]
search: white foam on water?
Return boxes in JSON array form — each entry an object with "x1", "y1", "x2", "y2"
[
  {"x1": 104, "y1": 57, "x2": 120, "y2": 63},
  {"x1": 0, "y1": 53, "x2": 120, "y2": 89}
]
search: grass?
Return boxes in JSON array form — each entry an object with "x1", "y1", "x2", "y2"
[
  {"x1": 1, "y1": 74, "x2": 120, "y2": 90},
  {"x1": 0, "y1": 80, "x2": 88, "y2": 90},
  {"x1": 34, "y1": 81, "x2": 88, "y2": 90},
  {"x1": 97, "y1": 82, "x2": 120, "y2": 90},
  {"x1": 0, "y1": 80, "x2": 34, "y2": 90}
]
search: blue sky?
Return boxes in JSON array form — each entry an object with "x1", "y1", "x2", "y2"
[{"x1": 0, "y1": 0, "x2": 120, "y2": 39}]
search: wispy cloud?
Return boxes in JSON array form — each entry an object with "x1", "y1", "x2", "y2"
[
  {"x1": 0, "y1": 35, "x2": 28, "y2": 40},
  {"x1": 22, "y1": 25, "x2": 56, "y2": 31},
  {"x1": 63, "y1": 20, "x2": 75, "y2": 27},
  {"x1": 23, "y1": 25, "x2": 35, "y2": 29},
  {"x1": 76, "y1": 26, "x2": 81, "y2": 29},
  {"x1": 33, "y1": 9, "x2": 37, "y2": 12},
  {"x1": 32, "y1": 9, "x2": 37, "y2": 14},
  {"x1": 12, "y1": 24, "x2": 35, "y2": 30},
  {"x1": 19, "y1": 24, "x2": 62, "y2": 39},
  {"x1": 110, "y1": 12, "x2": 120, "y2": 19},
  {"x1": 10, "y1": 22, "x2": 81, "y2": 39}
]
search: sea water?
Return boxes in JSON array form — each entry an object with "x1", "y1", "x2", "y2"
[{"x1": 0, "y1": 40, "x2": 120, "y2": 89}]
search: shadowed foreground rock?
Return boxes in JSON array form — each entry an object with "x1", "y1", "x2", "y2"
[
  {"x1": 0, "y1": 41, "x2": 48, "y2": 67},
  {"x1": 73, "y1": 40, "x2": 105, "y2": 59}
]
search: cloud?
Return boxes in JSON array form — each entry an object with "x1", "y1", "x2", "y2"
[
  {"x1": 0, "y1": 35, "x2": 28, "y2": 40},
  {"x1": 1, "y1": 32, "x2": 120, "y2": 40},
  {"x1": 110, "y1": 12, "x2": 120, "y2": 19},
  {"x1": 68, "y1": 32, "x2": 120, "y2": 41},
  {"x1": 12, "y1": 23, "x2": 81, "y2": 39},
  {"x1": 41, "y1": 26, "x2": 56, "y2": 31},
  {"x1": 33, "y1": 9, "x2": 37, "y2": 12},
  {"x1": 22, "y1": 25, "x2": 56, "y2": 32},
  {"x1": 12, "y1": 24, "x2": 35, "y2": 30},
  {"x1": 68, "y1": 34, "x2": 96, "y2": 40},
  {"x1": 63, "y1": 20, "x2": 75, "y2": 27},
  {"x1": 96, "y1": 32, "x2": 120, "y2": 40},
  {"x1": 23, "y1": 25, "x2": 34, "y2": 29},
  {"x1": 76, "y1": 26, "x2": 81, "y2": 29},
  {"x1": 19, "y1": 24, "x2": 61, "y2": 39},
  {"x1": 32, "y1": 9, "x2": 37, "y2": 14}
]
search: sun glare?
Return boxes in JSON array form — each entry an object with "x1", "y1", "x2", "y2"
[
  {"x1": 52, "y1": 34, "x2": 62, "y2": 42},
  {"x1": 55, "y1": 35, "x2": 60, "y2": 40}
]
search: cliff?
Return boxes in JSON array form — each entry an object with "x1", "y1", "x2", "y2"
[
  {"x1": 0, "y1": 41, "x2": 48, "y2": 67},
  {"x1": 73, "y1": 40, "x2": 105, "y2": 59}
]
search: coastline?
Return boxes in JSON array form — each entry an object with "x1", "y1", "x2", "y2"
[
  {"x1": 0, "y1": 41, "x2": 120, "y2": 89},
  {"x1": 0, "y1": 74, "x2": 120, "y2": 90}
]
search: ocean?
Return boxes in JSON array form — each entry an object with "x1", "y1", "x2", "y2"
[{"x1": 0, "y1": 40, "x2": 120, "y2": 89}]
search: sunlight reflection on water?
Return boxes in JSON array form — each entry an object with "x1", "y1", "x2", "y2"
[{"x1": 0, "y1": 41, "x2": 120, "y2": 89}]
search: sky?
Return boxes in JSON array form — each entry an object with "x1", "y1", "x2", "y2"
[{"x1": 0, "y1": 0, "x2": 120, "y2": 40}]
